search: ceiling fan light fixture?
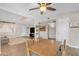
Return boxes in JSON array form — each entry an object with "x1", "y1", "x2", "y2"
[{"x1": 40, "y1": 6, "x2": 46, "y2": 12}]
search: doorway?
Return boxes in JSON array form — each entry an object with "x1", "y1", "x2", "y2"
[{"x1": 29, "y1": 27, "x2": 35, "y2": 38}]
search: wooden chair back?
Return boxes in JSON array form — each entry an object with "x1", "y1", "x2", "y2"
[{"x1": 62, "y1": 40, "x2": 66, "y2": 56}]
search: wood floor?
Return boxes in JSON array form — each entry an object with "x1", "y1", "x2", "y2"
[
  {"x1": 27, "y1": 39, "x2": 60, "y2": 56},
  {"x1": 0, "y1": 41, "x2": 79, "y2": 56}
]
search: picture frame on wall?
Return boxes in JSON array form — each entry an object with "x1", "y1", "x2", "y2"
[
  {"x1": 36, "y1": 24, "x2": 46, "y2": 32},
  {"x1": 39, "y1": 26, "x2": 46, "y2": 31}
]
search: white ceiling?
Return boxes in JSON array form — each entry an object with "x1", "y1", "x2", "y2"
[{"x1": 0, "y1": 3, "x2": 79, "y2": 25}]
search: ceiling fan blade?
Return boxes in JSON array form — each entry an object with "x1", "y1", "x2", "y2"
[
  {"x1": 47, "y1": 7, "x2": 56, "y2": 11},
  {"x1": 38, "y1": 3, "x2": 52, "y2": 6},
  {"x1": 0, "y1": 21, "x2": 15, "y2": 24},
  {"x1": 37, "y1": 3, "x2": 41, "y2": 5},
  {"x1": 29, "y1": 7, "x2": 39, "y2": 11},
  {"x1": 46, "y1": 3, "x2": 52, "y2": 5}
]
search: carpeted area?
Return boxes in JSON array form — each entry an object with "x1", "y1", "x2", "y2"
[{"x1": 1, "y1": 43, "x2": 27, "y2": 56}]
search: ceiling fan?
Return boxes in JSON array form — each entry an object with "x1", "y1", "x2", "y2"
[
  {"x1": 0, "y1": 21, "x2": 15, "y2": 24},
  {"x1": 29, "y1": 3, "x2": 56, "y2": 15}
]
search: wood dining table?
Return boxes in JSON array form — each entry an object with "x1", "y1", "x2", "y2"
[{"x1": 26, "y1": 39, "x2": 60, "y2": 56}]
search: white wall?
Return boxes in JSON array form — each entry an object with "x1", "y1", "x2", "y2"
[
  {"x1": 57, "y1": 11, "x2": 79, "y2": 48},
  {"x1": 56, "y1": 17, "x2": 69, "y2": 44},
  {"x1": 68, "y1": 28, "x2": 79, "y2": 48},
  {"x1": 67, "y1": 12, "x2": 79, "y2": 48},
  {"x1": 0, "y1": 39, "x2": 1, "y2": 54},
  {"x1": 14, "y1": 24, "x2": 27, "y2": 37}
]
